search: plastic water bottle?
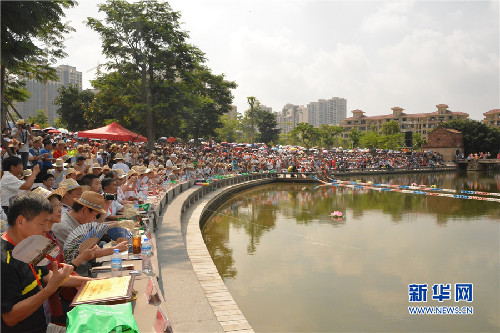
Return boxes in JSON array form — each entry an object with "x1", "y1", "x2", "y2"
[
  {"x1": 141, "y1": 238, "x2": 153, "y2": 276},
  {"x1": 111, "y1": 249, "x2": 122, "y2": 277}
]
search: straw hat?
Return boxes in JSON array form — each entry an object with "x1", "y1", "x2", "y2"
[
  {"x1": 157, "y1": 164, "x2": 165, "y2": 170},
  {"x1": 115, "y1": 168, "x2": 127, "y2": 178},
  {"x1": 33, "y1": 136, "x2": 42, "y2": 142},
  {"x1": 22, "y1": 169, "x2": 32, "y2": 177},
  {"x1": 65, "y1": 168, "x2": 77, "y2": 176},
  {"x1": 127, "y1": 169, "x2": 138, "y2": 177},
  {"x1": 102, "y1": 165, "x2": 110, "y2": 171},
  {"x1": 91, "y1": 163, "x2": 102, "y2": 169},
  {"x1": 115, "y1": 153, "x2": 124, "y2": 160},
  {"x1": 15, "y1": 119, "x2": 26, "y2": 126},
  {"x1": 74, "y1": 191, "x2": 106, "y2": 213},
  {"x1": 58, "y1": 179, "x2": 81, "y2": 192},
  {"x1": 32, "y1": 187, "x2": 66, "y2": 200},
  {"x1": 54, "y1": 158, "x2": 68, "y2": 168},
  {"x1": 141, "y1": 168, "x2": 152, "y2": 174}
]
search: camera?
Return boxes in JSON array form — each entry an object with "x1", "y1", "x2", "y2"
[{"x1": 103, "y1": 193, "x2": 117, "y2": 201}]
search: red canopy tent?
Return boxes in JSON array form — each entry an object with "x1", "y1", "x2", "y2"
[{"x1": 77, "y1": 122, "x2": 147, "y2": 142}]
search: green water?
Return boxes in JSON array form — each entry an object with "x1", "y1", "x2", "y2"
[{"x1": 202, "y1": 172, "x2": 500, "y2": 332}]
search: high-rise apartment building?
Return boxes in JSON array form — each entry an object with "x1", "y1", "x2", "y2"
[
  {"x1": 15, "y1": 65, "x2": 82, "y2": 124},
  {"x1": 225, "y1": 105, "x2": 238, "y2": 119},
  {"x1": 276, "y1": 104, "x2": 308, "y2": 134},
  {"x1": 307, "y1": 97, "x2": 346, "y2": 127}
]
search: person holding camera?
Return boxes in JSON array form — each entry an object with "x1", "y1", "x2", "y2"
[
  {"x1": 12, "y1": 119, "x2": 33, "y2": 169},
  {"x1": 101, "y1": 177, "x2": 123, "y2": 221}
]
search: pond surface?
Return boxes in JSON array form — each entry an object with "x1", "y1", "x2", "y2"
[{"x1": 202, "y1": 172, "x2": 500, "y2": 332}]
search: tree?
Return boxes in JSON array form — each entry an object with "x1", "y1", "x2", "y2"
[
  {"x1": 54, "y1": 85, "x2": 95, "y2": 132},
  {"x1": 318, "y1": 124, "x2": 344, "y2": 148},
  {"x1": 412, "y1": 132, "x2": 425, "y2": 149},
  {"x1": 87, "y1": 0, "x2": 207, "y2": 149},
  {"x1": 256, "y1": 110, "x2": 280, "y2": 145},
  {"x1": 359, "y1": 130, "x2": 382, "y2": 149},
  {"x1": 215, "y1": 114, "x2": 241, "y2": 143},
  {"x1": 180, "y1": 66, "x2": 237, "y2": 142},
  {"x1": 289, "y1": 122, "x2": 319, "y2": 149},
  {"x1": 27, "y1": 110, "x2": 49, "y2": 129},
  {"x1": 381, "y1": 120, "x2": 401, "y2": 135},
  {"x1": 441, "y1": 119, "x2": 500, "y2": 155},
  {"x1": 348, "y1": 127, "x2": 362, "y2": 148},
  {"x1": 1, "y1": 0, "x2": 76, "y2": 128}
]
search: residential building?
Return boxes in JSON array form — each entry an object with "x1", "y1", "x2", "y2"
[
  {"x1": 275, "y1": 104, "x2": 309, "y2": 134},
  {"x1": 340, "y1": 104, "x2": 469, "y2": 141},
  {"x1": 15, "y1": 65, "x2": 82, "y2": 123},
  {"x1": 307, "y1": 97, "x2": 347, "y2": 127},
  {"x1": 259, "y1": 105, "x2": 272, "y2": 113},
  {"x1": 226, "y1": 105, "x2": 238, "y2": 119},
  {"x1": 483, "y1": 109, "x2": 500, "y2": 128}
]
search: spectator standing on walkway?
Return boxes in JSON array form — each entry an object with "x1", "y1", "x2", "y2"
[{"x1": 1, "y1": 156, "x2": 40, "y2": 214}]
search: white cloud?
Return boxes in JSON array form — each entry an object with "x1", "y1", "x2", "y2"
[
  {"x1": 361, "y1": 1, "x2": 413, "y2": 33},
  {"x1": 58, "y1": 0, "x2": 499, "y2": 120}
]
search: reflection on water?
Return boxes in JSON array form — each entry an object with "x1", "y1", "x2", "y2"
[{"x1": 202, "y1": 172, "x2": 500, "y2": 332}]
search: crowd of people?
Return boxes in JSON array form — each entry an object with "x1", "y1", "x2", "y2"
[{"x1": 0, "y1": 118, "x2": 466, "y2": 333}]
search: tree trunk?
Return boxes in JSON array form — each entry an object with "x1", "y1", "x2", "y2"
[
  {"x1": 1, "y1": 66, "x2": 7, "y2": 129},
  {"x1": 141, "y1": 64, "x2": 154, "y2": 151}
]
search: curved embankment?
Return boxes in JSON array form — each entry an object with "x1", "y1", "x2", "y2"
[
  {"x1": 153, "y1": 169, "x2": 456, "y2": 332},
  {"x1": 155, "y1": 174, "x2": 288, "y2": 332}
]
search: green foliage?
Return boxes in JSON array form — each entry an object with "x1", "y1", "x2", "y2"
[
  {"x1": 52, "y1": 117, "x2": 66, "y2": 129},
  {"x1": 412, "y1": 132, "x2": 425, "y2": 149},
  {"x1": 359, "y1": 130, "x2": 382, "y2": 149},
  {"x1": 215, "y1": 114, "x2": 241, "y2": 143},
  {"x1": 318, "y1": 124, "x2": 344, "y2": 148},
  {"x1": 441, "y1": 119, "x2": 500, "y2": 155},
  {"x1": 256, "y1": 110, "x2": 280, "y2": 145},
  {"x1": 87, "y1": 0, "x2": 235, "y2": 145},
  {"x1": 381, "y1": 120, "x2": 401, "y2": 135},
  {"x1": 1, "y1": 0, "x2": 76, "y2": 127},
  {"x1": 379, "y1": 133, "x2": 404, "y2": 149},
  {"x1": 348, "y1": 127, "x2": 362, "y2": 147},
  {"x1": 27, "y1": 110, "x2": 50, "y2": 129},
  {"x1": 289, "y1": 122, "x2": 320, "y2": 149},
  {"x1": 54, "y1": 85, "x2": 95, "y2": 132}
]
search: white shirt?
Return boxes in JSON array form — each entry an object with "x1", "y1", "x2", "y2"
[
  {"x1": 106, "y1": 200, "x2": 124, "y2": 219},
  {"x1": 112, "y1": 162, "x2": 130, "y2": 174},
  {"x1": 0, "y1": 171, "x2": 24, "y2": 206}
]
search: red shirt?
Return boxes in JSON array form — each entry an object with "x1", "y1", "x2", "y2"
[{"x1": 53, "y1": 149, "x2": 66, "y2": 159}]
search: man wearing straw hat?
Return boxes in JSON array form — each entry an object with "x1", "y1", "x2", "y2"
[
  {"x1": 52, "y1": 191, "x2": 127, "y2": 257},
  {"x1": 111, "y1": 153, "x2": 129, "y2": 174},
  {"x1": 58, "y1": 179, "x2": 83, "y2": 215},
  {"x1": 90, "y1": 163, "x2": 102, "y2": 177},
  {"x1": 52, "y1": 158, "x2": 67, "y2": 188}
]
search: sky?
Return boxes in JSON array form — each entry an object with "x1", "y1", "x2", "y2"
[{"x1": 60, "y1": 0, "x2": 499, "y2": 121}]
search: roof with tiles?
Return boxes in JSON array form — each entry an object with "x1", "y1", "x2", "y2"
[
  {"x1": 342, "y1": 109, "x2": 469, "y2": 121},
  {"x1": 484, "y1": 109, "x2": 500, "y2": 115}
]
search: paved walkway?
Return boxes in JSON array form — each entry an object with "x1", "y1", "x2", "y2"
[{"x1": 156, "y1": 183, "x2": 254, "y2": 332}]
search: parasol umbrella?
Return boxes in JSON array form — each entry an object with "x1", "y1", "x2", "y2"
[
  {"x1": 48, "y1": 129, "x2": 61, "y2": 134},
  {"x1": 167, "y1": 137, "x2": 176, "y2": 143}
]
